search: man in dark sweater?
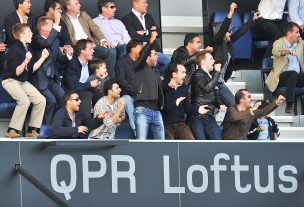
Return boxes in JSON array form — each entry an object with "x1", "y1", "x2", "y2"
[
  {"x1": 162, "y1": 63, "x2": 209, "y2": 140},
  {"x1": 222, "y1": 89, "x2": 285, "y2": 140}
]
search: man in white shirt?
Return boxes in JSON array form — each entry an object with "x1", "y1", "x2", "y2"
[
  {"x1": 60, "y1": 0, "x2": 117, "y2": 79},
  {"x1": 253, "y1": 0, "x2": 288, "y2": 57},
  {"x1": 289, "y1": 0, "x2": 304, "y2": 38},
  {"x1": 94, "y1": 0, "x2": 131, "y2": 58}
]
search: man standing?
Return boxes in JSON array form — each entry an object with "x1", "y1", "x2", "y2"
[
  {"x1": 222, "y1": 89, "x2": 285, "y2": 140},
  {"x1": 171, "y1": 33, "x2": 212, "y2": 85},
  {"x1": 190, "y1": 51, "x2": 226, "y2": 140},
  {"x1": 65, "y1": 39, "x2": 99, "y2": 117},
  {"x1": 4, "y1": 0, "x2": 36, "y2": 47},
  {"x1": 53, "y1": 91, "x2": 108, "y2": 139},
  {"x1": 60, "y1": 0, "x2": 117, "y2": 79},
  {"x1": 94, "y1": 0, "x2": 131, "y2": 58},
  {"x1": 162, "y1": 63, "x2": 209, "y2": 140},
  {"x1": 265, "y1": 22, "x2": 304, "y2": 113},
  {"x1": 122, "y1": 0, "x2": 170, "y2": 75},
  {"x1": 89, "y1": 80, "x2": 126, "y2": 139},
  {"x1": 133, "y1": 31, "x2": 165, "y2": 140}
]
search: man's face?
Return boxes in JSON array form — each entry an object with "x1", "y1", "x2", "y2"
[
  {"x1": 49, "y1": 3, "x2": 62, "y2": 18},
  {"x1": 41, "y1": 19, "x2": 54, "y2": 37},
  {"x1": 200, "y1": 53, "x2": 215, "y2": 71},
  {"x1": 67, "y1": 0, "x2": 81, "y2": 15},
  {"x1": 81, "y1": 42, "x2": 94, "y2": 61},
  {"x1": 188, "y1": 36, "x2": 201, "y2": 53},
  {"x1": 134, "y1": 0, "x2": 148, "y2": 14},
  {"x1": 173, "y1": 64, "x2": 187, "y2": 85},
  {"x1": 110, "y1": 83, "x2": 121, "y2": 99},
  {"x1": 132, "y1": 43, "x2": 144, "y2": 59},
  {"x1": 20, "y1": 0, "x2": 31, "y2": 14},
  {"x1": 148, "y1": 49, "x2": 158, "y2": 67},
  {"x1": 288, "y1": 26, "x2": 300, "y2": 43},
  {"x1": 102, "y1": 2, "x2": 116, "y2": 18},
  {"x1": 21, "y1": 27, "x2": 33, "y2": 43},
  {"x1": 241, "y1": 91, "x2": 252, "y2": 108},
  {"x1": 68, "y1": 93, "x2": 81, "y2": 112}
]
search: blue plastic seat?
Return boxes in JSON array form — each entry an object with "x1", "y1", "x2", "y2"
[
  {"x1": 38, "y1": 125, "x2": 53, "y2": 139},
  {"x1": 213, "y1": 11, "x2": 252, "y2": 59},
  {"x1": 261, "y1": 57, "x2": 304, "y2": 115},
  {"x1": 115, "y1": 123, "x2": 135, "y2": 139}
]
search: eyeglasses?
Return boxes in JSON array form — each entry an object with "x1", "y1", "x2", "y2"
[
  {"x1": 70, "y1": 98, "x2": 81, "y2": 102},
  {"x1": 108, "y1": 5, "x2": 116, "y2": 9}
]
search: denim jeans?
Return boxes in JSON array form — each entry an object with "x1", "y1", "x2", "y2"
[
  {"x1": 156, "y1": 52, "x2": 170, "y2": 76},
  {"x1": 218, "y1": 83, "x2": 235, "y2": 107},
  {"x1": 134, "y1": 106, "x2": 165, "y2": 140},
  {"x1": 122, "y1": 95, "x2": 135, "y2": 130},
  {"x1": 191, "y1": 115, "x2": 222, "y2": 140}
]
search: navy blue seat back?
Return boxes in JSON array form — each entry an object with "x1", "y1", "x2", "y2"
[{"x1": 0, "y1": 76, "x2": 16, "y2": 113}]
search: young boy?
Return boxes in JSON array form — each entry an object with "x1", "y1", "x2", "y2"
[{"x1": 87, "y1": 59, "x2": 110, "y2": 106}]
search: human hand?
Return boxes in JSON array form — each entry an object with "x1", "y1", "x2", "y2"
[
  {"x1": 214, "y1": 63, "x2": 221, "y2": 72},
  {"x1": 78, "y1": 126, "x2": 88, "y2": 134},
  {"x1": 25, "y1": 51, "x2": 32, "y2": 64},
  {"x1": 102, "y1": 41, "x2": 115, "y2": 48},
  {"x1": 252, "y1": 101, "x2": 262, "y2": 111},
  {"x1": 41, "y1": 48, "x2": 49, "y2": 59},
  {"x1": 176, "y1": 97, "x2": 186, "y2": 106},
  {"x1": 219, "y1": 105, "x2": 227, "y2": 112},
  {"x1": 150, "y1": 31, "x2": 158, "y2": 43},
  {"x1": 98, "y1": 109, "x2": 110, "y2": 119},
  {"x1": 276, "y1": 95, "x2": 286, "y2": 105},
  {"x1": 198, "y1": 105, "x2": 210, "y2": 114},
  {"x1": 0, "y1": 43, "x2": 6, "y2": 52},
  {"x1": 90, "y1": 79, "x2": 99, "y2": 88}
]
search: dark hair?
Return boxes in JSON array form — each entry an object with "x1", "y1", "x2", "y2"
[
  {"x1": 63, "y1": 90, "x2": 78, "y2": 106},
  {"x1": 184, "y1": 33, "x2": 200, "y2": 47},
  {"x1": 12, "y1": 23, "x2": 29, "y2": 40},
  {"x1": 97, "y1": 0, "x2": 114, "y2": 14},
  {"x1": 90, "y1": 59, "x2": 106, "y2": 71},
  {"x1": 235, "y1": 89, "x2": 249, "y2": 104},
  {"x1": 74, "y1": 39, "x2": 94, "y2": 57},
  {"x1": 103, "y1": 79, "x2": 119, "y2": 95},
  {"x1": 126, "y1": 39, "x2": 143, "y2": 53},
  {"x1": 282, "y1": 22, "x2": 300, "y2": 36},
  {"x1": 44, "y1": 0, "x2": 61, "y2": 13},
  {"x1": 13, "y1": 0, "x2": 26, "y2": 10}
]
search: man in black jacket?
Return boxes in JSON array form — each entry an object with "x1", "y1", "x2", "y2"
[
  {"x1": 4, "y1": 0, "x2": 37, "y2": 47},
  {"x1": 190, "y1": 51, "x2": 226, "y2": 140},
  {"x1": 122, "y1": 0, "x2": 170, "y2": 75},
  {"x1": 162, "y1": 63, "x2": 209, "y2": 140},
  {"x1": 53, "y1": 91, "x2": 108, "y2": 139}
]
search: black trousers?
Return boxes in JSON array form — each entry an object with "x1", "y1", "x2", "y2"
[
  {"x1": 77, "y1": 90, "x2": 93, "y2": 117},
  {"x1": 278, "y1": 71, "x2": 304, "y2": 103}
]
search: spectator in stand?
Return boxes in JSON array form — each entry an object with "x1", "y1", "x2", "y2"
[
  {"x1": 94, "y1": 0, "x2": 131, "y2": 58},
  {"x1": 190, "y1": 51, "x2": 226, "y2": 140},
  {"x1": 60, "y1": 0, "x2": 117, "y2": 79},
  {"x1": 31, "y1": 16, "x2": 73, "y2": 125},
  {"x1": 65, "y1": 39, "x2": 100, "y2": 117},
  {"x1": 53, "y1": 91, "x2": 108, "y2": 139},
  {"x1": 162, "y1": 63, "x2": 209, "y2": 140},
  {"x1": 288, "y1": 0, "x2": 304, "y2": 39},
  {"x1": 265, "y1": 22, "x2": 304, "y2": 113},
  {"x1": 122, "y1": 0, "x2": 170, "y2": 76},
  {"x1": 89, "y1": 80, "x2": 126, "y2": 139},
  {"x1": 253, "y1": 0, "x2": 288, "y2": 57},
  {"x1": 87, "y1": 59, "x2": 110, "y2": 106},
  {"x1": 133, "y1": 31, "x2": 165, "y2": 140},
  {"x1": 210, "y1": 3, "x2": 260, "y2": 107},
  {"x1": 4, "y1": 0, "x2": 37, "y2": 47},
  {"x1": 222, "y1": 89, "x2": 285, "y2": 140},
  {"x1": 2, "y1": 23, "x2": 48, "y2": 138}
]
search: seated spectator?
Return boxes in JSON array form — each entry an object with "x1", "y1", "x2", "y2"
[
  {"x1": 4, "y1": 0, "x2": 37, "y2": 47},
  {"x1": 89, "y1": 80, "x2": 126, "y2": 139},
  {"x1": 190, "y1": 51, "x2": 226, "y2": 140},
  {"x1": 162, "y1": 63, "x2": 209, "y2": 140},
  {"x1": 0, "y1": 42, "x2": 6, "y2": 73},
  {"x1": 289, "y1": 0, "x2": 304, "y2": 38},
  {"x1": 122, "y1": 0, "x2": 170, "y2": 75},
  {"x1": 133, "y1": 31, "x2": 165, "y2": 140},
  {"x1": 210, "y1": 3, "x2": 259, "y2": 107},
  {"x1": 253, "y1": 0, "x2": 287, "y2": 57},
  {"x1": 53, "y1": 91, "x2": 108, "y2": 139},
  {"x1": 222, "y1": 89, "x2": 285, "y2": 140},
  {"x1": 265, "y1": 22, "x2": 304, "y2": 113},
  {"x1": 65, "y1": 39, "x2": 100, "y2": 117},
  {"x1": 87, "y1": 59, "x2": 110, "y2": 106},
  {"x1": 170, "y1": 33, "x2": 209, "y2": 85},
  {"x1": 2, "y1": 23, "x2": 47, "y2": 138},
  {"x1": 94, "y1": 0, "x2": 131, "y2": 58},
  {"x1": 60, "y1": 0, "x2": 117, "y2": 79},
  {"x1": 247, "y1": 101, "x2": 280, "y2": 140},
  {"x1": 31, "y1": 16, "x2": 73, "y2": 125}
]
